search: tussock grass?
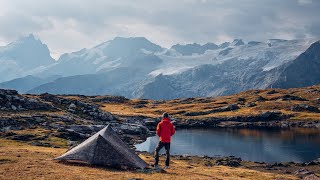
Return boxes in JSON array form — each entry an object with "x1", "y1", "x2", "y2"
[{"x1": 101, "y1": 86, "x2": 320, "y2": 121}]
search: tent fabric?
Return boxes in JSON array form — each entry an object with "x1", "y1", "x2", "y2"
[{"x1": 55, "y1": 125, "x2": 148, "y2": 169}]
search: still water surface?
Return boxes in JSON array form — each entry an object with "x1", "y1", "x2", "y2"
[{"x1": 135, "y1": 128, "x2": 320, "y2": 163}]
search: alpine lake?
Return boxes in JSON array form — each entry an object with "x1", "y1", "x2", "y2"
[{"x1": 135, "y1": 127, "x2": 320, "y2": 163}]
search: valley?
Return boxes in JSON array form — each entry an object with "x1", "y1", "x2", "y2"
[{"x1": 1, "y1": 85, "x2": 320, "y2": 179}]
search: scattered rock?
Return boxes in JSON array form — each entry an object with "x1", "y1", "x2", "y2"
[
  {"x1": 305, "y1": 89, "x2": 320, "y2": 95},
  {"x1": 184, "y1": 104, "x2": 239, "y2": 116},
  {"x1": 67, "y1": 108, "x2": 76, "y2": 113},
  {"x1": 136, "y1": 100, "x2": 149, "y2": 105},
  {"x1": 91, "y1": 96, "x2": 129, "y2": 103},
  {"x1": 11, "y1": 105, "x2": 17, "y2": 111},
  {"x1": 222, "y1": 104, "x2": 240, "y2": 111},
  {"x1": 39, "y1": 93, "x2": 115, "y2": 121},
  {"x1": 0, "y1": 89, "x2": 18, "y2": 95},
  {"x1": 204, "y1": 160, "x2": 213, "y2": 167},
  {"x1": 291, "y1": 104, "x2": 320, "y2": 113},
  {"x1": 216, "y1": 156, "x2": 242, "y2": 167},
  {"x1": 0, "y1": 90, "x2": 54, "y2": 111},
  {"x1": 258, "y1": 111, "x2": 284, "y2": 121},
  {"x1": 304, "y1": 158, "x2": 320, "y2": 166},
  {"x1": 10, "y1": 134, "x2": 36, "y2": 141},
  {"x1": 144, "y1": 118, "x2": 159, "y2": 130},
  {"x1": 281, "y1": 95, "x2": 307, "y2": 101},
  {"x1": 31, "y1": 141, "x2": 52, "y2": 147},
  {"x1": 267, "y1": 90, "x2": 277, "y2": 94},
  {"x1": 237, "y1": 97, "x2": 246, "y2": 102},
  {"x1": 267, "y1": 162, "x2": 289, "y2": 168},
  {"x1": 133, "y1": 104, "x2": 146, "y2": 109},
  {"x1": 117, "y1": 124, "x2": 149, "y2": 135},
  {"x1": 255, "y1": 96, "x2": 266, "y2": 102},
  {"x1": 295, "y1": 168, "x2": 315, "y2": 178},
  {"x1": 303, "y1": 174, "x2": 320, "y2": 180},
  {"x1": 56, "y1": 128, "x2": 87, "y2": 141},
  {"x1": 246, "y1": 102, "x2": 257, "y2": 107},
  {"x1": 68, "y1": 103, "x2": 77, "y2": 109}
]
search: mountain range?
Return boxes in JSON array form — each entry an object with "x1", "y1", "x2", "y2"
[{"x1": 0, "y1": 34, "x2": 319, "y2": 100}]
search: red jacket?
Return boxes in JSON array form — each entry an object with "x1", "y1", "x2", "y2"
[{"x1": 156, "y1": 118, "x2": 175, "y2": 143}]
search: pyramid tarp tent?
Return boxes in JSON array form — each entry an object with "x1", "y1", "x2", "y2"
[{"x1": 55, "y1": 125, "x2": 148, "y2": 169}]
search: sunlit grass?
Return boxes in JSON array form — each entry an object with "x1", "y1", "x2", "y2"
[
  {"x1": 0, "y1": 139, "x2": 298, "y2": 180},
  {"x1": 101, "y1": 85, "x2": 320, "y2": 121}
]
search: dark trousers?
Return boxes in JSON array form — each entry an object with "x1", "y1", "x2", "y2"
[{"x1": 154, "y1": 141, "x2": 171, "y2": 166}]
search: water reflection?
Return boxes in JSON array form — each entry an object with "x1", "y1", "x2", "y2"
[{"x1": 135, "y1": 128, "x2": 320, "y2": 163}]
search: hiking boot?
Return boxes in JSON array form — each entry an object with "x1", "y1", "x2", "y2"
[{"x1": 164, "y1": 165, "x2": 169, "y2": 169}]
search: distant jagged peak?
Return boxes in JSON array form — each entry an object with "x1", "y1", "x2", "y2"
[
  {"x1": 92, "y1": 36, "x2": 164, "y2": 56},
  {"x1": 231, "y1": 39, "x2": 245, "y2": 46},
  {"x1": 0, "y1": 33, "x2": 54, "y2": 68},
  {"x1": 203, "y1": 42, "x2": 219, "y2": 48},
  {"x1": 219, "y1": 42, "x2": 231, "y2": 48},
  {"x1": 58, "y1": 36, "x2": 164, "y2": 62},
  {"x1": 101, "y1": 36, "x2": 162, "y2": 49},
  {"x1": 9, "y1": 33, "x2": 43, "y2": 46},
  {"x1": 4, "y1": 33, "x2": 49, "y2": 52},
  {"x1": 171, "y1": 42, "x2": 218, "y2": 48},
  {"x1": 170, "y1": 42, "x2": 219, "y2": 56}
]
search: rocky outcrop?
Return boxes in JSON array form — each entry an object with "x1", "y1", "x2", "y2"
[
  {"x1": 55, "y1": 123, "x2": 149, "y2": 146},
  {"x1": 216, "y1": 156, "x2": 242, "y2": 167},
  {"x1": 295, "y1": 168, "x2": 319, "y2": 179},
  {"x1": 180, "y1": 111, "x2": 288, "y2": 126},
  {"x1": 303, "y1": 158, "x2": 320, "y2": 166},
  {"x1": 40, "y1": 93, "x2": 115, "y2": 122},
  {"x1": 281, "y1": 95, "x2": 307, "y2": 101},
  {"x1": 91, "y1": 95, "x2": 129, "y2": 103},
  {"x1": 291, "y1": 104, "x2": 320, "y2": 113},
  {"x1": 0, "y1": 89, "x2": 54, "y2": 111}
]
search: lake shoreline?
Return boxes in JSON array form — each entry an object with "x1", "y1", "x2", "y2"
[
  {"x1": 135, "y1": 151, "x2": 320, "y2": 178},
  {"x1": 134, "y1": 124, "x2": 320, "y2": 166}
]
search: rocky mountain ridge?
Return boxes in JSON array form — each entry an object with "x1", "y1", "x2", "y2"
[{"x1": 0, "y1": 35, "x2": 319, "y2": 99}]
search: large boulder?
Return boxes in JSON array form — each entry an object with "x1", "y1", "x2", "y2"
[{"x1": 117, "y1": 123, "x2": 149, "y2": 135}]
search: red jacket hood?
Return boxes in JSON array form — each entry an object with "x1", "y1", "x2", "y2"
[{"x1": 161, "y1": 118, "x2": 171, "y2": 123}]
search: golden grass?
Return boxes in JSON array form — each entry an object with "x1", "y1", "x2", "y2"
[
  {"x1": 0, "y1": 139, "x2": 298, "y2": 180},
  {"x1": 290, "y1": 112, "x2": 320, "y2": 121},
  {"x1": 100, "y1": 86, "x2": 320, "y2": 121}
]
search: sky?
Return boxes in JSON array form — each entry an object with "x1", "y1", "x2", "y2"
[{"x1": 0, "y1": 0, "x2": 319, "y2": 59}]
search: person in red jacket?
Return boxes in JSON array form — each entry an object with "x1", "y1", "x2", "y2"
[{"x1": 154, "y1": 112, "x2": 176, "y2": 169}]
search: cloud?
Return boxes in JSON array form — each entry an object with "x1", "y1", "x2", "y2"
[
  {"x1": 298, "y1": 0, "x2": 313, "y2": 5},
  {"x1": 0, "y1": 0, "x2": 319, "y2": 58}
]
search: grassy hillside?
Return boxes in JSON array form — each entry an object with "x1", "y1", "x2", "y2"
[{"x1": 99, "y1": 85, "x2": 320, "y2": 121}]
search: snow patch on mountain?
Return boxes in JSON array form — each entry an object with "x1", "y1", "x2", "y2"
[{"x1": 149, "y1": 38, "x2": 317, "y2": 76}]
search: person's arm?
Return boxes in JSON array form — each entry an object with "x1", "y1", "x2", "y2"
[
  {"x1": 156, "y1": 122, "x2": 161, "y2": 136},
  {"x1": 171, "y1": 123, "x2": 176, "y2": 136}
]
